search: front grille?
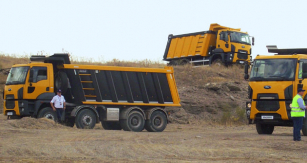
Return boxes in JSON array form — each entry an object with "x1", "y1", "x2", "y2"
[
  {"x1": 6, "y1": 95, "x2": 15, "y2": 109},
  {"x1": 237, "y1": 52, "x2": 248, "y2": 59},
  {"x1": 256, "y1": 94, "x2": 279, "y2": 111}
]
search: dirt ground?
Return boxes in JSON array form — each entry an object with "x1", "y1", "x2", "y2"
[{"x1": 0, "y1": 115, "x2": 306, "y2": 163}]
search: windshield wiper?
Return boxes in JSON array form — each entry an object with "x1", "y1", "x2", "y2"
[
  {"x1": 6, "y1": 81, "x2": 21, "y2": 85},
  {"x1": 250, "y1": 77, "x2": 264, "y2": 81}
]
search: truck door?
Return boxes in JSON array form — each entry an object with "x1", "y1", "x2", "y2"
[
  {"x1": 24, "y1": 66, "x2": 51, "y2": 99},
  {"x1": 217, "y1": 30, "x2": 231, "y2": 52}
]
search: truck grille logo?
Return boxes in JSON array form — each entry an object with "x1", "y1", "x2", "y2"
[
  {"x1": 264, "y1": 86, "x2": 271, "y2": 89},
  {"x1": 242, "y1": 46, "x2": 245, "y2": 48}
]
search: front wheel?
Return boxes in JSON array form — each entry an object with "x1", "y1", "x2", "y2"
[
  {"x1": 256, "y1": 123, "x2": 274, "y2": 134},
  {"x1": 75, "y1": 109, "x2": 96, "y2": 129},
  {"x1": 38, "y1": 107, "x2": 57, "y2": 122},
  {"x1": 211, "y1": 58, "x2": 223, "y2": 67}
]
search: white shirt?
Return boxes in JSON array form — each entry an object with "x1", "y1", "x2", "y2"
[{"x1": 51, "y1": 95, "x2": 66, "y2": 108}]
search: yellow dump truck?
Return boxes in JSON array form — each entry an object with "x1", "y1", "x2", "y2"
[
  {"x1": 244, "y1": 46, "x2": 307, "y2": 135},
  {"x1": 3, "y1": 54, "x2": 181, "y2": 132},
  {"x1": 163, "y1": 23, "x2": 254, "y2": 66}
]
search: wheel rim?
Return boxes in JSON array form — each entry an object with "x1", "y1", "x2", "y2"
[
  {"x1": 82, "y1": 115, "x2": 92, "y2": 126},
  {"x1": 44, "y1": 113, "x2": 55, "y2": 120},
  {"x1": 153, "y1": 117, "x2": 162, "y2": 127},
  {"x1": 130, "y1": 116, "x2": 140, "y2": 127}
]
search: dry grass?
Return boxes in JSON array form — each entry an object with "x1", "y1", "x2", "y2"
[
  {"x1": 70, "y1": 55, "x2": 166, "y2": 68},
  {"x1": 173, "y1": 64, "x2": 244, "y2": 87},
  {"x1": 0, "y1": 53, "x2": 30, "y2": 69}
]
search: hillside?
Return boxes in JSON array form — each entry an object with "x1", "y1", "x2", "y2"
[{"x1": 0, "y1": 54, "x2": 248, "y2": 125}]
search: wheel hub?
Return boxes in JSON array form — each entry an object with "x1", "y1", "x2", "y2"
[
  {"x1": 44, "y1": 113, "x2": 54, "y2": 120},
  {"x1": 131, "y1": 117, "x2": 139, "y2": 126},
  {"x1": 154, "y1": 117, "x2": 161, "y2": 126},
  {"x1": 82, "y1": 115, "x2": 92, "y2": 125}
]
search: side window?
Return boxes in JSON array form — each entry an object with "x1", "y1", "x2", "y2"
[
  {"x1": 219, "y1": 32, "x2": 228, "y2": 41},
  {"x1": 31, "y1": 67, "x2": 47, "y2": 83},
  {"x1": 299, "y1": 60, "x2": 307, "y2": 79}
]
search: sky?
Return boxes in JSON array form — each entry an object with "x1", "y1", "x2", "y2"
[{"x1": 1, "y1": 0, "x2": 307, "y2": 62}]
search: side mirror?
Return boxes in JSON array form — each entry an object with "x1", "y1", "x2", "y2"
[
  {"x1": 252, "y1": 37, "x2": 255, "y2": 46},
  {"x1": 244, "y1": 74, "x2": 250, "y2": 80},
  {"x1": 29, "y1": 69, "x2": 34, "y2": 83},
  {"x1": 244, "y1": 62, "x2": 249, "y2": 80}
]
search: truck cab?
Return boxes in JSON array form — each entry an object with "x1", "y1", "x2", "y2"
[
  {"x1": 245, "y1": 46, "x2": 307, "y2": 135},
  {"x1": 4, "y1": 62, "x2": 55, "y2": 117}
]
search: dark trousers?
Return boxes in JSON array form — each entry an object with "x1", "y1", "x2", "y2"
[
  {"x1": 55, "y1": 108, "x2": 64, "y2": 122},
  {"x1": 292, "y1": 117, "x2": 303, "y2": 141}
]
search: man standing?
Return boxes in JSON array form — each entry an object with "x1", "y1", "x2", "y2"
[
  {"x1": 50, "y1": 89, "x2": 66, "y2": 122},
  {"x1": 291, "y1": 88, "x2": 307, "y2": 141}
]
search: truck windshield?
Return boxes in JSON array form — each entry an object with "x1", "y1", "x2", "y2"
[
  {"x1": 250, "y1": 59, "x2": 296, "y2": 81},
  {"x1": 230, "y1": 32, "x2": 251, "y2": 45},
  {"x1": 6, "y1": 66, "x2": 29, "y2": 85}
]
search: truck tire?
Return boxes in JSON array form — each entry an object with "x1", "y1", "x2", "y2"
[
  {"x1": 178, "y1": 59, "x2": 189, "y2": 65},
  {"x1": 120, "y1": 111, "x2": 145, "y2": 132},
  {"x1": 75, "y1": 109, "x2": 96, "y2": 129},
  {"x1": 256, "y1": 123, "x2": 274, "y2": 134},
  {"x1": 101, "y1": 121, "x2": 122, "y2": 130},
  {"x1": 302, "y1": 118, "x2": 307, "y2": 136},
  {"x1": 212, "y1": 58, "x2": 223, "y2": 66},
  {"x1": 38, "y1": 107, "x2": 57, "y2": 122},
  {"x1": 55, "y1": 71, "x2": 68, "y2": 94},
  {"x1": 145, "y1": 110, "x2": 167, "y2": 132}
]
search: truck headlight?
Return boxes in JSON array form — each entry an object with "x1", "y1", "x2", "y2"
[
  {"x1": 230, "y1": 54, "x2": 233, "y2": 57},
  {"x1": 247, "y1": 103, "x2": 251, "y2": 108}
]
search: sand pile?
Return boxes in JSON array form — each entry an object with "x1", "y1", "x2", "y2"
[{"x1": 8, "y1": 117, "x2": 73, "y2": 129}]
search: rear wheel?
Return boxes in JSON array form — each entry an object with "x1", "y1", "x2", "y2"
[
  {"x1": 38, "y1": 107, "x2": 57, "y2": 122},
  {"x1": 145, "y1": 110, "x2": 167, "y2": 132},
  {"x1": 120, "y1": 111, "x2": 145, "y2": 132},
  {"x1": 256, "y1": 123, "x2": 274, "y2": 134},
  {"x1": 101, "y1": 121, "x2": 122, "y2": 130},
  {"x1": 75, "y1": 109, "x2": 96, "y2": 129}
]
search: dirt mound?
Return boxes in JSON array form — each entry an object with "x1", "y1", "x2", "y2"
[
  {"x1": 8, "y1": 117, "x2": 73, "y2": 129},
  {"x1": 167, "y1": 65, "x2": 248, "y2": 125}
]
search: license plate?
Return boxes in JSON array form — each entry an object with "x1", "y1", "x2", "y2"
[
  {"x1": 7, "y1": 112, "x2": 13, "y2": 116},
  {"x1": 239, "y1": 61, "x2": 245, "y2": 64},
  {"x1": 261, "y1": 115, "x2": 273, "y2": 119}
]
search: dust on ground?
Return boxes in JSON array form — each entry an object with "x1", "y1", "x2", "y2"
[{"x1": 0, "y1": 115, "x2": 306, "y2": 163}]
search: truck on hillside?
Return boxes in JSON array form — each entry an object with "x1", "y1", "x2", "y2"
[
  {"x1": 163, "y1": 23, "x2": 254, "y2": 66},
  {"x1": 3, "y1": 54, "x2": 181, "y2": 132},
  {"x1": 244, "y1": 46, "x2": 307, "y2": 135}
]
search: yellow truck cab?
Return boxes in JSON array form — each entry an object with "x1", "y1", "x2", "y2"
[
  {"x1": 3, "y1": 54, "x2": 181, "y2": 132},
  {"x1": 163, "y1": 23, "x2": 254, "y2": 66},
  {"x1": 245, "y1": 46, "x2": 307, "y2": 135}
]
